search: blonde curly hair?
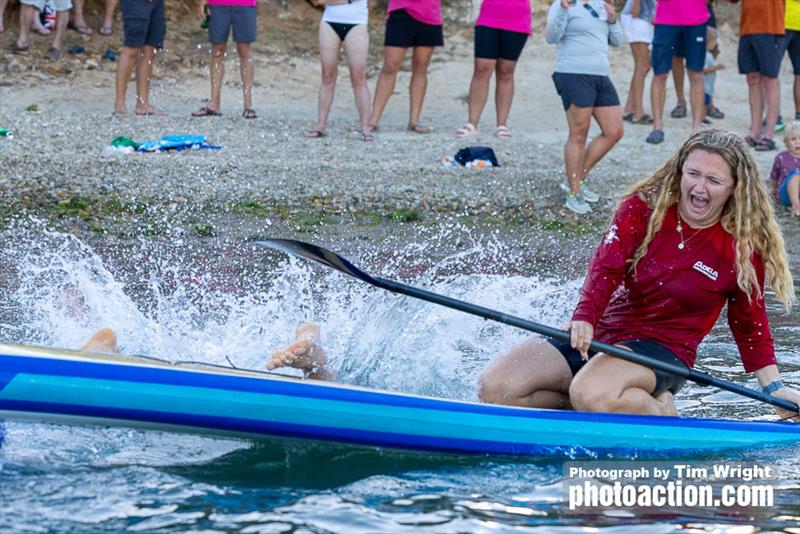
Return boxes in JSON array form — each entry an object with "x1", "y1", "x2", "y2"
[{"x1": 625, "y1": 129, "x2": 795, "y2": 309}]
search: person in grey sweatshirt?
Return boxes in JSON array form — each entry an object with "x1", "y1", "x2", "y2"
[{"x1": 546, "y1": 0, "x2": 624, "y2": 215}]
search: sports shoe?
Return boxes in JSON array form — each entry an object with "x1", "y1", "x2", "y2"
[
  {"x1": 762, "y1": 115, "x2": 785, "y2": 133},
  {"x1": 565, "y1": 193, "x2": 592, "y2": 214},
  {"x1": 560, "y1": 180, "x2": 600, "y2": 203}
]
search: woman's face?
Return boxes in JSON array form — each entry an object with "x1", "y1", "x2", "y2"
[{"x1": 678, "y1": 149, "x2": 735, "y2": 228}]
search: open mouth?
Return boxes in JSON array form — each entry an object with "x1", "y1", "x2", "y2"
[{"x1": 690, "y1": 194, "x2": 709, "y2": 210}]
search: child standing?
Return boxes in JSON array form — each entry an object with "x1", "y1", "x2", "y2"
[
  {"x1": 769, "y1": 121, "x2": 800, "y2": 216},
  {"x1": 703, "y1": 26, "x2": 725, "y2": 120}
]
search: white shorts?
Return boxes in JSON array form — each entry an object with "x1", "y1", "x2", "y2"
[
  {"x1": 621, "y1": 14, "x2": 653, "y2": 44},
  {"x1": 21, "y1": 0, "x2": 73, "y2": 11}
]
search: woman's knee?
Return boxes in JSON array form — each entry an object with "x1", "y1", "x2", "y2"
[
  {"x1": 569, "y1": 376, "x2": 615, "y2": 412},
  {"x1": 321, "y1": 66, "x2": 338, "y2": 86}
]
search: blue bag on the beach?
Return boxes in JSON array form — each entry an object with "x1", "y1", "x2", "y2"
[{"x1": 454, "y1": 146, "x2": 500, "y2": 167}]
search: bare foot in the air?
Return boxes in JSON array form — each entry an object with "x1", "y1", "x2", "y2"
[
  {"x1": 266, "y1": 323, "x2": 333, "y2": 380},
  {"x1": 80, "y1": 328, "x2": 120, "y2": 354}
]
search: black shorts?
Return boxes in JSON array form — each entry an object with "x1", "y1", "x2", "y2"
[
  {"x1": 552, "y1": 72, "x2": 620, "y2": 111},
  {"x1": 384, "y1": 9, "x2": 443, "y2": 48},
  {"x1": 120, "y1": 0, "x2": 165, "y2": 49},
  {"x1": 784, "y1": 30, "x2": 800, "y2": 75},
  {"x1": 550, "y1": 337, "x2": 688, "y2": 396},
  {"x1": 739, "y1": 33, "x2": 784, "y2": 78},
  {"x1": 474, "y1": 25, "x2": 528, "y2": 61}
]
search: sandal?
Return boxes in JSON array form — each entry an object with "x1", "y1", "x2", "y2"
[
  {"x1": 99, "y1": 25, "x2": 113, "y2": 36},
  {"x1": 744, "y1": 135, "x2": 757, "y2": 147},
  {"x1": 45, "y1": 47, "x2": 62, "y2": 61},
  {"x1": 631, "y1": 114, "x2": 653, "y2": 125},
  {"x1": 495, "y1": 125, "x2": 512, "y2": 139},
  {"x1": 303, "y1": 128, "x2": 325, "y2": 138},
  {"x1": 8, "y1": 43, "x2": 30, "y2": 54},
  {"x1": 646, "y1": 129, "x2": 665, "y2": 144},
  {"x1": 408, "y1": 123, "x2": 431, "y2": 134},
  {"x1": 622, "y1": 112, "x2": 634, "y2": 123},
  {"x1": 69, "y1": 22, "x2": 93, "y2": 35},
  {"x1": 754, "y1": 137, "x2": 776, "y2": 151},
  {"x1": 242, "y1": 108, "x2": 257, "y2": 119},
  {"x1": 191, "y1": 106, "x2": 221, "y2": 117},
  {"x1": 670, "y1": 102, "x2": 687, "y2": 118},
  {"x1": 455, "y1": 122, "x2": 477, "y2": 138},
  {"x1": 359, "y1": 130, "x2": 374, "y2": 142}
]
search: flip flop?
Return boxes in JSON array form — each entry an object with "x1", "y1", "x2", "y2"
[
  {"x1": 455, "y1": 123, "x2": 477, "y2": 138},
  {"x1": 99, "y1": 25, "x2": 113, "y2": 36},
  {"x1": 622, "y1": 112, "x2": 634, "y2": 122},
  {"x1": 631, "y1": 114, "x2": 653, "y2": 125},
  {"x1": 754, "y1": 137, "x2": 776, "y2": 151},
  {"x1": 8, "y1": 43, "x2": 30, "y2": 54},
  {"x1": 359, "y1": 130, "x2": 374, "y2": 142},
  {"x1": 191, "y1": 106, "x2": 221, "y2": 117},
  {"x1": 69, "y1": 22, "x2": 93, "y2": 35},
  {"x1": 242, "y1": 108, "x2": 258, "y2": 119},
  {"x1": 45, "y1": 47, "x2": 62, "y2": 61},
  {"x1": 495, "y1": 125, "x2": 512, "y2": 139},
  {"x1": 135, "y1": 109, "x2": 166, "y2": 117},
  {"x1": 408, "y1": 123, "x2": 431, "y2": 134},
  {"x1": 670, "y1": 102, "x2": 687, "y2": 118},
  {"x1": 303, "y1": 129, "x2": 325, "y2": 138}
]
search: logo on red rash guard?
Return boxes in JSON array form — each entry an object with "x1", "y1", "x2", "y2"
[{"x1": 693, "y1": 261, "x2": 719, "y2": 281}]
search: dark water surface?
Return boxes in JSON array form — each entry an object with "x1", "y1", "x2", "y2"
[{"x1": 1, "y1": 221, "x2": 798, "y2": 532}]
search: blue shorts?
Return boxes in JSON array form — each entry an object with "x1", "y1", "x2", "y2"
[
  {"x1": 739, "y1": 34, "x2": 784, "y2": 78},
  {"x1": 779, "y1": 171, "x2": 798, "y2": 206},
  {"x1": 120, "y1": 0, "x2": 165, "y2": 49},
  {"x1": 783, "y1": 30, "x2": 800, "y2": 75},
  {"x1": 652, "y1": 23, "x2": 706, "y2": 74},
  {"x1": 208, "y1": 5, "x2": 257, "y2": 44},
  {"x1": 552, "y1": 72, "x2": 620, "y2": 111},
  {"x1": 549, "y1": 337, "x2": 688, "y2": 396}
]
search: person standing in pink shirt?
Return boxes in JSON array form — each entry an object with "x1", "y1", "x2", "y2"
[
  {"x1": 646, "y1": 0, "x2": 709, "y2": 144},
  {"x1": 193, "y1": 0, "x2": 259, "y2": 119},
  {"x1": 455, "y1": 0, "x2": 532, "y2": 140},
  {"x1": 369, "y1": 0, "x2": 443, "y2": 134}
]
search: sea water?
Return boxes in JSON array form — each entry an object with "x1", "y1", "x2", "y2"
[{"x1": 0, "y1": 222, "x2": 798, "y2": 532}]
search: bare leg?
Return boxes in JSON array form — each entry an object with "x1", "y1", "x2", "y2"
[
  {"x1": 762, "y1": 76, "x2": 779, "y2": 140},
  {"x1": 788, "y1": 174, "x2": 800, "y2": 215},
  {"x1": 208, "y1": 42, "x2": 227, "y2": 112},
  {"x1": 310, "y1": 21, "x2": 342, "y2": 133},
  {"x1": 80, "y1": 328, "x2": 120, "y2": 354},
  {"x1": 50, "y1": 9, "x2": 69, "y2": 51},
  {"x1": 114, "y1": 46, "x2": 142, "y2": 114},
  {"x1": 494, "y1": 58, "x2": 517, "y2": 127},
  {"x1": 794, "y1": 75, "x2": 800, "y2": 118},
  {"x1": 687, "y1": 69, "x2": 705, "y2": 129},
  {"x1": 467, "y1": 58, "x2": 495, "y2": 127},
  {"x1": 134, "y1": 45, "x2": 158, "y2": 114},
  {"x1": 0, "y1": 0, "x2": 8, "y2": 33},
  {"x1": 237, "y1": 42, "x2": 254, "y2": 111},
  {"x1": 370, "y1": 45, "x2": 407, "y2": 128},
  {"x1": 479, "y1": 338, "x2": 574, "y2": 409},
  {"x1": 747, "y1": 72, "x2": 764, "y2": 140},
  {"x1": 672, "y1": 55, "x2": 686, "y2": 108},
  {"x1": 266, "y1": 323, "x2": 334, "y2": 381},
  {"x1": 100, "y1": 0, "x2": 117, "y2": 33},
  {"x1": 569, "y1": 352, "x2": 678, "y2": 416},
  {"x1": 650, "y1": 72, "x2": 668, "y2": 131},
  {"x1": 16, "y1": 5, "x2": 36, "y2": 48},
  {"x1": 581, "y1": 105, "x2": 624, "y2": 178},
  {"x1": 72, "y1": 0, "x2": 90, "y2": 32},
  {"x1": 629, "y1": 42, "x2": 650, "y2": 119},
  {"x1": 564, "y1": 105, "x2": 594, "y2": 194},
  {"x1": 408, "y1": 45, "x2": 433, "y2": 127},
  {"x1": 343, "y1": 24, "x2": 371, "y2": 134}
]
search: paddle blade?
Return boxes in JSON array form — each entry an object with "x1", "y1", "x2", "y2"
[{"x1": 255, "y1": 239, "x2": 377, "y2": 285}]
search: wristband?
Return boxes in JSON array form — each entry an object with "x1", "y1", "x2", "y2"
[{"x1": 762, "y1": 380, "x2": 784, "y2": 395}]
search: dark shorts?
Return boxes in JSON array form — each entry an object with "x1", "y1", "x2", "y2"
[
  {"x1": 783, "y1": 30, "x2": 800, "y2": 75},
  {"x1": 385, "y1": 9, "x2": 443, "y2": 48},
  {"x1": 550, "y1": 338, "x2": 688, "y2": 396},
  {"x1": 552, "y1": 72, "x2": 620, "y2": 111},
  {"x1": 652, "y1": 23, "x2": 706, "y2": 74},
  {"x1": 209, "y1": 5, "x2": 257, "y2": 44},
  {"x1": 120, "y1": 0, "x2": 165, "y2": 49},
  {"x1": 474, "y1": 25, "x2": 528, "y2": 61},
  {"x1": 739, "y1": 33, "x2": 784, "y2": 77}
]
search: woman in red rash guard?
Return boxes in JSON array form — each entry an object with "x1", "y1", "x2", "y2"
[{"x1": 479, "y1": 129, "x2": 799, "y2": 421}]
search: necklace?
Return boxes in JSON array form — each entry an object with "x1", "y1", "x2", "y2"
[{"x1": 676, "y1": 216, "x2": 700, "y2": 250}]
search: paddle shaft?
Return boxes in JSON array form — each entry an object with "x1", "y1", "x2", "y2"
[{"x1": 372, "y1": 276, "x2": 799, "y2": 413}]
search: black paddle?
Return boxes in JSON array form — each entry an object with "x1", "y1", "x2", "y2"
[{"x1": 256, "y1": 239, "x2": 799, "y2": 414}]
